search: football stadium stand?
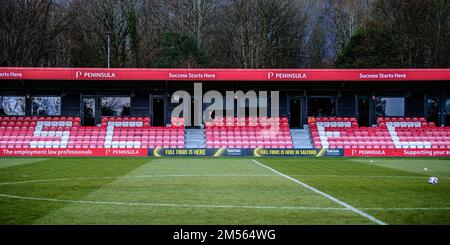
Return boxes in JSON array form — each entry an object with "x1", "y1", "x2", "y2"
[
  {"x1": 0, "y1": 116, "x2": 184, "y2": 149},
  {"x1": 310, "y1": 117, "x2": 450, "y2": 149},
  {"x1": 205, "y1": 117, "x2": 293, "y2": 149},
  {"x1": 1, "y1": 115, "x2": 450, "y2": 150}
]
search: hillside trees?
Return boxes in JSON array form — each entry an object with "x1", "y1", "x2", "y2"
[
  {"x1": 336, "y1": 0, "x2": 450, "y2": 68},
  {"x1": 0, "y1": 0, "x2": 448, "y2": 68}
]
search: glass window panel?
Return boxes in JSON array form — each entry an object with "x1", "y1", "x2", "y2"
[
  {"x1": 445, "y1": 99, "x2": 450, "y2": 126},
  {"x1": 0, "y1": 96, "x2": 25, "y2": 116},
  {"x1": 376, "y1": 97, "x2": 405, "y2": 117},
  {"x1": 426, "y1": 97, "x2": 441, "y2": 125},
  {"x1": 445, "y1": 99, "x2": 450, "y2": 114},
  {"x1": 101, "y1": 97, "x2": 131, "y2": 116},
  {"x1": 31, "y1": 97, "x2": 61, "y2": 116},
  {"x1": 308, "y1": 97, "x2": 336, "y2": 116},
  {"x1": 83, "y1": 98, "x2": 96, "y2": 119}
]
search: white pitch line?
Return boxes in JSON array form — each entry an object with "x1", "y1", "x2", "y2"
[
  {"x1": 0, "y1": 174, "x2": 275, "y2": 186},
  {"x1": 362, "y1": 207, "x2": 450, "y2": 211},
  {"x1": 290, "y1": 174, "x2": 450, "y2": 180},
  {"x1": 0, "y1": 193, "x2": 448, "y2": 212},
  {"x1": 0, "y1": 193, "x2": 347, "y2": 211},
  {"x1": 2, "y1": 173, "x2": 442, "y2": 187},
  {"x1": 0, "y1": 178, "x2": 75, "y2": 186},
  {"x1": 252, "y1": 159, "x2": 388, "y2": 225}
]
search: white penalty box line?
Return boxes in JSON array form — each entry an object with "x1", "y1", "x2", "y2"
[
  {"x1": 0, "y1": 193, "x2": 448, "y2": 212},
  {"x1": 0, "y1": 174, "x2": 447, "y2": 214},
  {"x1": 252, "y1": 159, "x2": 388, "y2": 225}
]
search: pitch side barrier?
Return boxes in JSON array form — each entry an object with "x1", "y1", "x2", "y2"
[
  {"x1": 2, "y1": 148, "x2": 450, "y2": 157},
  {"x1": 148, "y1": 148, "x2": 450, "y2": 157}
]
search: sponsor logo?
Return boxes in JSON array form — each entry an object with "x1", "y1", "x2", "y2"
[
  {"x1": 0, "y1": 148, "x2": 147, "y2": 157},
  {"x1": 326, "y1": 149, "x2": 343, "y2": 156},
  {"x1": 268, "y1": 72, "x2": 307, "y2": 80},
  {"x1": 402, "y1": 149, "x2": 450, "y2": 157},
  {"x1": 351, "y1": 149, "x2": 386, "y2": 156},
  {"x1": 255, "y1": 148, "x2": 318, "y2": 156},
  {"x1": 168, "y1": 73, "x2": 216, "y2": 79},
  {"x1": 359, "y1": 73, "x2": 407, "y2": 79},
  {"x1": 109, "y1": 149, "x2": 142, "y2": 155},
  {"x1": 76, "y1": 71, "x2": 116, "y2": 79},
  {"x1": 1, "y1": 148, "x2": 93, "y2": 157},
  {"x1": 0, "y1": 72, "x2": 23, "y2": 78},
  {"x1": 226, "y1": 149, "x2": 242, "y2": 153},
  {"x1": 403, "y1": 150, "x2": 433, "y2": 156},
  {"x1": 226, "y1": 149, "x2": 243, "y2": 156}
]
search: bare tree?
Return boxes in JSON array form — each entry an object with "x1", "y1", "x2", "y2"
[
  {"x1": 209, "y1": 0, "x2": 309, "y2": 68},
  {"x1": 0, "y1": 0, "x2": 73, "y2": 66},
  {"x1": 3, "y1": 0, "x2": 445, "y2": 69},
  {"x1": 328, "y1": 0, "x2": 373, "y2": 55},
  {"x1": 158, "y1": 0, "x2": 218, "y2": 50},
  {"x1": 370, "y1": 0, "x2": 450, "y2": 67}
]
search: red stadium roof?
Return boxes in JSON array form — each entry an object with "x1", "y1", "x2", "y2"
[{"x1": 0, "y1": 67, "x2": 449, "y2": 82}]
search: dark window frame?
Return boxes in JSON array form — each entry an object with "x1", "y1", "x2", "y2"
[
  {"x1": 100, "y1": 95, "x2": 132, "y2": 117},
  {"x1": 31, "y1": 95, "x2": 62, "y2": 116},
  {"x1": 0, "y1": 95, "x2": 26, "y2": 116},
  {"x1": 307, "y1": 96, "x2": 337, "y2": 117},
  {"x1": 375, "y1": 96, "x2": 406, "y2": 117}
]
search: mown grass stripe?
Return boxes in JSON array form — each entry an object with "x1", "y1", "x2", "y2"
[
  {"x1": 0, "y1": 193, "x2": 348, "y2": 211},
  {"x1": 252, "y1": 159, "x2": 388, "y2": 225},
  {"x1": 0, "y1": 174, "x2": 275, "y2": 186}
]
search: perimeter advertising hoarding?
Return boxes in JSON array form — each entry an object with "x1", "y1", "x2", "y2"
[
  {"x1": 148, "y1": 148, "x2": 216, "y2": 157},
  {"x1": 148, "y1": 148, "x2": 343, "y2": 157},
  {"x1": 254, "y1": 148, "x2": 320, "y2": 157},
  {"x1": 148, "y1": 148, "x2": 253, "y2": 157},
  {"x1": 0, "y1": 148, "x2": 148, "y2": 157},
  {"x1": 0, "y1": 148, "x2": 333, "y2": 157},
  {"x1": 344, "y1": 149, "x2": 450, "y2": 157},
  {"x1": 1, "y1": 148, "x2": 449, "y2": 157}
]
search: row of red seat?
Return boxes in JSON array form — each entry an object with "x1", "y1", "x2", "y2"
[
  {"x1": 102, "y1": 117, "x2": 184, "y2": 148},
  {"x1": 0, "y1": 116, "x2": 185, "y2": 149},
  {"x1": 311, "y1": 117, "x2": 450, "y2": 149},
  {"x1": 205, "y1": 117, "x2": 293, "y2": 148},
  {"x1": 0, "y1": 116, "x2": 80, "y2": 122},
  {"x1": 206, "y1": 142, "x2": 293, "y2": 149},
  {"x1": 377, "y1": 117, "x2": 427, "y2": 122},
  {"x1": 0, "y1": 121, "x2": 80, "y2": 127},
  {"x1": 205, "y1": 117, "x2": 289, "y2": 127},
  {"x1": 100, "y1": 117, "x2": 185, "y2": 127},
  {"x1": 395, "y1": 131, "x2": 450, "y2": 136},
  {"x1": 207, "y1": 131, "x2": 291, "y2": 136},
  {"x1": 308, "y1": 117, "x2": 357, "y2": 122},
  {"x1": 101, "y1": 117, "x2": 151, "y2": 122},
  {"x1": 378, "y1": 122, "x2": 435, "y2": 127},
  {"x1": 207, "y1": 117, "x2": 289, "y2": 121}
]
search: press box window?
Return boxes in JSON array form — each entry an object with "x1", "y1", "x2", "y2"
[
  {"x1": 445, "y1": 99, "x2": 450, "y2": 126},
  {"x1": 376, "y1": 97, "x2": 405, "y2": 117},
  {"x1": 31, "y1": 96, "x2": 61, "y2": 116},
  {"x1": 308, "y1": 97, "x2": 336, "y2": 116},
  {"x1": 0, "y1": 96, "x2": 25, "y2": 116},
  {"x1": 101, "y1": 97, "x2": 131, "y2": 116}
]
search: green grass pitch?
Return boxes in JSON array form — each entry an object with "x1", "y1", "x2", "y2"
[{"x1": 0, "y1": 157, "x2": 449, "y2": 225}]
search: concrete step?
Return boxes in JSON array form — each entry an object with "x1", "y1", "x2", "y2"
[
  {"x1": 290, "y1": 128, "x2": 313, "y2": 149},
  {"x1": 184, "y1": 128, "x2": 206, "y2": 148}
]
